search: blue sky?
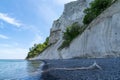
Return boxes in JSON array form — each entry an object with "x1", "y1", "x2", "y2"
[{"x1": 0, "y1": 0, "x2": 76, "y2": 59}]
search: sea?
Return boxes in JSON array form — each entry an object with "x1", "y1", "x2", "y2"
[{"x1": 0, "y1": 60, "x2": 44, "y2": 80}]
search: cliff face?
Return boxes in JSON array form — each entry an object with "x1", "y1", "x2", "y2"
[
  {"x1": 49, "y1": 0, "x2": 93, "y2": 45},
  {"x1": 34, "y1": 0, "x2": 120, "y2": 59}
]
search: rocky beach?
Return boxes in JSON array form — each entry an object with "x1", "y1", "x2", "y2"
[{"x1": 41, "y1": 58, "x2": 120, "y2": 80}]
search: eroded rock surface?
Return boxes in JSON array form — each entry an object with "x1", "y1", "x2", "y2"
[{"x1": 34, "y1": 0, "x2": 120, "y2": 59}]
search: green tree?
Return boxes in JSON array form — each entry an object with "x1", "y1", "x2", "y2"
[
  {"x1": 59, "y1": 22, "x2": 87, "y2": 49},
  {"x1": 83, "y1": 0, "x2": 114, "y2": 25},
  {"x1": 26, "y1": 37, "x2": 49, "y2": 59}
]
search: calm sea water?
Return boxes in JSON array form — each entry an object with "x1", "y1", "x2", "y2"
[{"x1": 0, "y1": 60, "x2": 43, "y2": 80}]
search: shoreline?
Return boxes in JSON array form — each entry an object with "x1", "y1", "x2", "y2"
[
  {"x1": 41, "y1": 58, "x2": 120, "y2": 80},
  {"x1": 40, "y1": 60, "x2": 58, "y2": 80}
]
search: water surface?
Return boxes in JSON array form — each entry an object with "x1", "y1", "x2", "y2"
[{"x1": 0, "y1": 60, "x2": 43, "y2": 80}]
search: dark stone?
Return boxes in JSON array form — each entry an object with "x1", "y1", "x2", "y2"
[{"x1": 41, "y1": 58, "x2": 120, "y2": 80}]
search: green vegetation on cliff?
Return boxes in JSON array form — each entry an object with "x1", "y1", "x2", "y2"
[
  {"x1": 83, "y1": 0, "x2": 114, "y2": 25},
  {"x1": 27, "y1": 0, "x2": 116, "y2": 58},
  {"x1": 59, "y1": 0, "x2": 115, "y2": 50},
  {"x1": 26, "y1": 37, "x2": 49, "y2": 59},
  {"x1": 59, "y1": 22, "x2": 87, "y2": 49}
]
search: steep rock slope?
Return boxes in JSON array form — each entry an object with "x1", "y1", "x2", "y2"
[
  {"x1": 49, "y1": 0, "x2": 93, "y2": 45},
  {"x1": 35, "y1": 0, "x2": 120, "y2": 59}
]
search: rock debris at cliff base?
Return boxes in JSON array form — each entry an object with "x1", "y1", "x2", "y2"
[{"x1": 41, "y1": 58, "x2": 120, "y2": 80}]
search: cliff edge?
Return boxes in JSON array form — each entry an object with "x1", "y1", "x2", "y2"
[{"x1": 33, "y1": 0, "x2": 120, "y2": 59}]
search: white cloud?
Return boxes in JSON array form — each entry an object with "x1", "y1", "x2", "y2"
[
  {"x1": 0, "y1": 43, "x2": 28, "y2": 59},
  {"x1": 0, "y1": 22, "x2": 4, "y2": 28},
  {"x1": 0, "y1": 13, "x2": 22, "y2": 27},
  {"x1": 0, "y1": 34, "x2": 9, "y2": 39},
  {"x1": 0, "y1": 47, "x2": 28, "y2": 59}
]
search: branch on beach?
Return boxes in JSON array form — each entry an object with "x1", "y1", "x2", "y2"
[{"x1": 42, "y1": 62, "x2": 102, "y2": 73}]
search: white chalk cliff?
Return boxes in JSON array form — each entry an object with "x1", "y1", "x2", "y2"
[{"x1": 34, "y1": 0, "x2": 120, "y2": 59}]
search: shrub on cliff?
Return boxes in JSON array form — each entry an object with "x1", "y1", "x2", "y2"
[
  {"x1": 83, "y1": 0, "x2": 114, "y2": 25},
  {"x1": 59, "y1": 0, "x2": 116, "y2": 50},
  {"x1": 26, "y1": 37, "x2": 49, "y2": 59},
  {"x1": 59, "y1": 22, "x2": 87, "y2": 49}
]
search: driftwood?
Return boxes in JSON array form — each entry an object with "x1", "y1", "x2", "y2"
[{"x1": 42, "y1": 62, "x2": 102, "y2": 73}]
